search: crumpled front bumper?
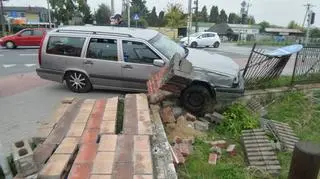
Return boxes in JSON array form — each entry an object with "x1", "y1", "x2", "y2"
[{"x1": 214, "y1": 75, "x2": 245, "y2": 104}]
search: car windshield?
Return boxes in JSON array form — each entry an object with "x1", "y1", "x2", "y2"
[{"x1": 149, "y1": 34, "x2": 185, "y2": 60}]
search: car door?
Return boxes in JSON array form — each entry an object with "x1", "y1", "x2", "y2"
[
  {"x1": 121, "y1": 40, "x2": 163, "y2": 91},
  {"x1": 15, "y1": 29, "x2": 33, "y2": 46},
  {"x1": 207, "y1": 33, "x2": 216, "y2": 46},
  {"x1": 31, "y1": 29, "x2": 45, "y2": 46},
  {"x1": 198, "y1": 34, "x2": 209, "y2": 47},
  {"x1": 83, "y1": 37, "x2": 123, "y2": 89}
]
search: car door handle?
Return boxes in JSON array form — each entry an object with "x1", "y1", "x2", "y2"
[
  {"x1": 122, "y1": 65, "x2": 133, "y2": 69},
  {"x1": 83, "y1": 60, "x2": 94, "y2": 65}
]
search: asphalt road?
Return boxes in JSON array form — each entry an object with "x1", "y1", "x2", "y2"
[{"x1": 0, "y1": 43, "x2": 292, "y2": 154}]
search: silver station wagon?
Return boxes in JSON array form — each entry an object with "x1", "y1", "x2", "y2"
[{"x1": 36, "y1": 26, "x2": 244, "y2": 113}]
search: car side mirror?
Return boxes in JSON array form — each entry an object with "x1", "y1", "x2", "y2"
[{"x1": 153, "y1": 59, "x2": 165, "y2": 67}]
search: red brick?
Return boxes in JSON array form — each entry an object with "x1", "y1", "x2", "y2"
[
  {"x1": 134, "y1": 152, "x2": 153, "y2": 175},
  {"x1": 68, "y1": 163, "x2": 92, "y2": 179},
  {"x1": 74, "y1": 143, "x2": 98, "y2": 164},
  {"x1": 160, "y1": 106, "x2": 175, "y2": 123},
  {"x1": 134, "y1": 175, "x2": 153, "y2": 179},
  {"x1": 226, "y1": 144, "x2": 236, "y2": 156},
  {"x1": 174, "y1": 136, "x2": 183, "y2": 144},
  {"x1": 98, "y1": 135, "x2": 117, "y2": 152},
  {"x1": 134, "y1": 135, "x2": 150, "y2": 152},
  {"x1": 91, "y1": 152, "x2": 115, "y2": 175},
  {"x1": 172, "y1": 148, "x2": 185, "y2": 164},
  {"x1": 208, "y1": 153, "x2": 218, "y2": 165},
  {"x1": 211, "y1": 140, "x2": 227, "y2": 148},
  {"x1": 87, "y1": 117, "x2": 103, "y2": 129},
  {"x1": 174, "y1": 143, "x2": 192, "y2": 157},
  {"x1": 81, "y1": 129, "x2": 99, "y2": 144}
]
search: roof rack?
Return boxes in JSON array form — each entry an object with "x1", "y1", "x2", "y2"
[{"x1": 55, "y1": 29, "x2": 133, "y2": 37}]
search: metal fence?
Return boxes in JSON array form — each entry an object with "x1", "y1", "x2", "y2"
[
  {"x1": 242, "y1": 44, "x2": 293, "y2": 89},
  {"x1": 292, "y1": 46, "x2": 320, "y2": 84}
]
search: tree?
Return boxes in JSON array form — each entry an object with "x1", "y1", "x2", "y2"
[
  {"x1": 209, "y1": 6, "x2": 219, "y2": 23},
  {"x1": 228, "y1": 13, "x2": 241, "y2": 24},
  {"x1": 310, "y1": 28, "x2": 320, "y2": 38},
  {"x1": 158, "y1": 11, "x2": 165, "y2": 27},
  {"x1": 248, "y1": 16, "x2": 256, "y2": 25},
  {"x1": 127, "y1": 0, "x2": 149, "y2": 27},
  {"x1": 288, "y1": 20, "x2": 300, "y2": 29},
  {"x1": 198, "y1": 6, "x2": 208, "y2": 22},
  {"x1": 77, "y1": 0, "x2": 92, "y2": 24},
  {"x1": 147, "y1": 7, "x2": 158, "y2": 27},
  {"x1": 218, "y1": 9, "x2": 228, "y2": 23},
  {"x1": 95, "y1": 4, "x2": 111, "y2": 25},
  {"x1": 164, "y1": 3, "x2": 187, "y2": 28},
  {"x1": 49, "y1": 0, "x2": 77, "y2": 24},
  {"x1": 259, "y1": 21, "x2": 271, "y2": 32}
]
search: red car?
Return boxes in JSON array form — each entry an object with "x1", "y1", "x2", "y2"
[{"x1": 0, "y1": 28, "x2": 48, "y2": 49}]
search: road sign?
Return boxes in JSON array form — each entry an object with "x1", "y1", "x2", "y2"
[{"x1": 133, "y1": 13, "x2": 139, "y2": 21}]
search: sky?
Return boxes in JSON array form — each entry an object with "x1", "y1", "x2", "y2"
[{"x1": 3, "y1": 0, "x2": 320, "y2": 27}]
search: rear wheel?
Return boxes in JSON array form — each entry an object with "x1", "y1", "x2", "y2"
[
  {"x1": 181, "y1": 85, "x2": 215, "y2": 115},
  {"x1": 65, "y1": 71, "x2": 92, "y2": 93},
  {"x1": 190, "y1": 42, "x2": 198, "y2": 48},
  {"x1": 5, "y1": 41, "x2": 16, "y2": 49},
  {"x1": 213, "y1": 42, "x2": 220, "y2": 48}
]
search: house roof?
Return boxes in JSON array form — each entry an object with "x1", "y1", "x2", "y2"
[
  {"x1": 207, "y1": 23, "x2": 233, "y2": 34},
  {"x1": 265, "y1": 28, "x2": 303, "y2": 33},
  {"x1": 228, "y1": 24, "x2": 260, "y2": 29},
  {"x1": 3, "y1": 6, "x2": 47, "y2": 13}
]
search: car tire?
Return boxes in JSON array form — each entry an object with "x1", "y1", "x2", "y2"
[
  {"x1": 181, "y1": 85, "x2": 215, "y2": 115},
  {"x1": 5, "y1": 41, "x2": 16, "y2": 49},
  {"x1": 213, "y1": 42, "x2": 220, "y2": 48},
  {"x1": 190, "y1": 42, "x2": 198, "y2": 48},
  {"x1": 65, "y1": 71, "x2": 92, "y2": 93}
]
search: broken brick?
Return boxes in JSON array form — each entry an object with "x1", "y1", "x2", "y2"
[
  {"x1": 208, "y1": 153, "x2": 218, "y2": 165},
  {"x1": 185, "y1": 113, "x2": 197, "y2": 122},
  {"x1": 209, "y1": 146, "x2": 222, "y2": 155},
  {"x1": 226, "y1": 144, "x2": 236, "y2": 156},
  {"x1": 160, "y1": 106, "x2": 176, "y2": 123},
  {"x1": 175, "y1": 143, "x2": 192, "y2": 157},
  {"x1": 211, "y1": 140, "x2": 227, "y2": 148},
  {"x1": 174, "y1": 136, "x2": 183, "y2": 144},
  {"x1": 194, "y1": 120, "x2": 209, "y2": 131},
  {"x1": 172, "y1": 148, "x2": 185, "y2": 164}
]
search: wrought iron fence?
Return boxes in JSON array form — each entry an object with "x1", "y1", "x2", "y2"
[
  {"x1": 242, "y1": 44, "x2": 293, "y2": 89},
  {"x1": 292, "y1": 45, "x2": 320, "y2": 84}
]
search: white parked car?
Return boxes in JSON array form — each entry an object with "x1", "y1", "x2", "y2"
[{"x1": 180, "y1": 32, "x2": 221, "y2": 48}]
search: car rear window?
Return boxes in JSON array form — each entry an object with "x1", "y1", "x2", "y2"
[{"x1": 46, "y1": 36, "x2": 85, "y2": 57}]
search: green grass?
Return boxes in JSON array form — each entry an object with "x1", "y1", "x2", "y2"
[
  {"x1": 246, "y1": 76, "x2": 293, "y2": 90},
  {"x1": 116, "y1": 96, "x2": 125, "y2": 134},
  {"x1": 267, "y1": 91, "x2": 320, "y2": 178},
  {"x1": 178, "y1": 91, "x2": 320, "y2": 179}
]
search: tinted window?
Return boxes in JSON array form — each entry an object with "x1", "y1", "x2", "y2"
[
  {"x1": 207, "y1": 33, "x2": 215, "y2": 37},
  {"x1": 33, "y1": 30, "x2": 44, "y2": 36},
  {"x1": 87, "y1": 38, "x2": 118, "y2": 61},
  {"x1": 122, "y1": 40, "x2": 159, "y2": 64},
  {"x1": 201, "y1": 34, "x2": 209, "y2": 38},
  {"x1": 46, "y1": 36, "x2": 85, "y2": 57},
  {"x1": 20, "y1": 30, "x2": 32, "y2": 36}
]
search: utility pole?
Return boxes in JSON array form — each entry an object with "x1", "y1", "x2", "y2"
[
  {"x1": 194, "y1": 0, "x2": 199, "y2": 32},
  {"x1": 303, "y1": 3, "x2": 315, "y2": 45},
  {"x1": 111, "y1": 0, "x2": 115, "y2": 15},
  {"x1": 127, "y1": 0, "x2": 130, "y2": 28},
  {"x1": 47, "y1": 0, "x2": 52, "y2": 28},
  {"x1": 0, "y1": 0, "x2": 6, "y2": 37},
  {"x1": 187, "y1": 0, "x2": 192, "y2": 45}
]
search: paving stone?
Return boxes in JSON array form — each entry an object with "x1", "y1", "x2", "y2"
[
  {"x1": 98, "y1": 135, "x2": 118, "y2": 152},
  {"x1": 103, "y1": 110, "x2": 117, "y2": 121},
  {"x1": 100, "y1": 121, "x2": 116, "y2": 134},
  {"x1": 91, "y1": 152, "x2": 115, "y2": 175},
  {"x1": 33, "y1": 127, "x2": 53, "y2": 145},
  {"x1": 74, "y1": 143, "x2": 98, "y2": 164},
  {"x1": 105, "y1": 97, "x2": 119, "y2": 111},
  {"x1": 134, "y1": 152, "x2": 153, "y2": 175},
  {"x1": 81, "y1": 129, "x2": 99, "y2": 144},
  {"x1": 68, "y1": 163, "x2": 92, "y2": 179},
  {"x1": 38, "y1": 154, "x2": 71, "y2": 179},
  {"x1": 134, "y1": 135, "x2": 151, "y2": 152},
  {"x1": 33, "y1": 143, "x2": 57, "y2": 167},
  {"x1": 136, "y1": 94, "x2": 149, "y2": 111},
  {"x1": 116, "y1": 135, "x2": 134, "y2": 162},
  {"x1": 113, "y1": 162, "x2": 134, "y2": 179},
  {"x1": 67, "y1": 123, "x2": 86, "y2": 137},
  {"x1": 137, "y1": 110, "x2": 151, "y2": 122},
  {"x1": 123, "y1": 95, "x2": 138, "y2": 134},
  {"x1": 55, "y1": 137, "x2": 79, "y2": 154},
  {"x1": 90, "y1": 175, "x2": 112, "y2": 179},
  {"x1": 134, "y1": 175, "x2": 153, "y2": 179},
  {"x1": 138, "y1": 121, "x2": 153, "y2": 135},
  {"x1": 74, "y1": 112, "x2": 92, "y2": 123}
]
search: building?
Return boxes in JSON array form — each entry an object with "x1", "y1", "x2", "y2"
[
  {"x1": 192, "y1": 22, "x2": 215, "y2": 32},
  {"x1": 264, "y1": 28, "x2": 304, "y2": 36},
  {"x1": 207, "y1": 23, "x2": 260, "y2": 41},
  {"x1": 3, "y1": 6, "x2": 49, "y2": 25}
]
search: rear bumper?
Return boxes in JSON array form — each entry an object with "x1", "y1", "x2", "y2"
[{"x1": 36, "y1": 68, "x2": 64, "y2": 83}]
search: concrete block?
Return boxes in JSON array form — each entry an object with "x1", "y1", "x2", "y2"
[
  {"x1": 12, "y1": 140, "x2": 38, "y2": 177},
  {"x1": 91, "y1": 152, "x2": 115, "y2": 175},
  {"x1": 194, "y1": 120, "x2": 209, "y2": 131}
]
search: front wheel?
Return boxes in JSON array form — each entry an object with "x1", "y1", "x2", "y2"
[
  {"x1": 65, "y1": 71, "x2": 92, "y2": 93},
  {"x1": 190, "y1": 42, "x2": 198, "y2": 48},
  {"x1": 181, "y1": 85, "x2": 215, "y2": 115},
  {"x1": 5, "y1": 41, "x2": 16, "y2": 49}
]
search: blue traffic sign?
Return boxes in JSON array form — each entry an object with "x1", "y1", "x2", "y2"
[{"x1": 133, "y1": 14, "x2": 140, "y2": 21}]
